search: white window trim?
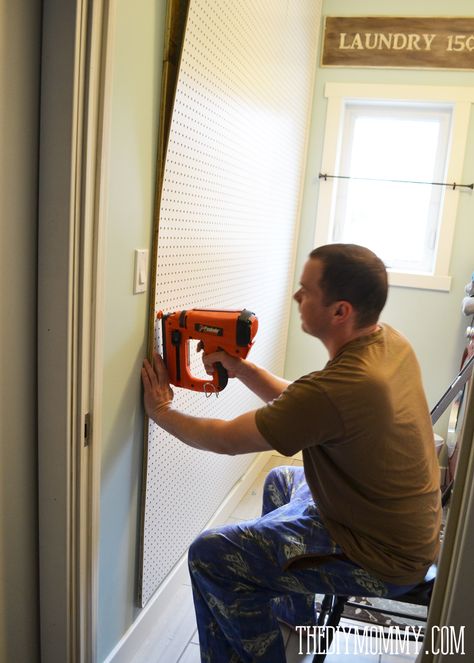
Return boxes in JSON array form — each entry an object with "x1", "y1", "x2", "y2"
[{"x1": 315, "y1": 83, "x2": 474, "y2": 291}]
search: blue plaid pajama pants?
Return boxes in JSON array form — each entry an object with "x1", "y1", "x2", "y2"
[{"x1": 188, "y1": 465, "x2": 415, "y2": 662}]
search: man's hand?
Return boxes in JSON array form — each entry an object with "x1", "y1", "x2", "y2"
[
  {"x1": 200, "y1": 344, "x2": 290, "y2": 403},
  {"x1": 201, "y1": 348, "x2": 244, "y2": 379},
  {"x1": 141, "y1": 352, "x2": 174, "y2": 422}
]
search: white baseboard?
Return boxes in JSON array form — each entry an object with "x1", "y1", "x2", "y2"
[{"x1": 103, "y1": 450, "x2": 272, "y2": 663}]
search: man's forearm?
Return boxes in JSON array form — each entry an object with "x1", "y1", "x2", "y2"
[
  {"x1": 152, "y1": 407, "x2": 271, "y2": 455},
  {"x1": 237, "y1": 361, "x2": 290, "y2": 402}
]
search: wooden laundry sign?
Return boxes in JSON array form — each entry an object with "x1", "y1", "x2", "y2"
[{"x1": 322, "y1": 17, "x2": 474, "y2": 69}]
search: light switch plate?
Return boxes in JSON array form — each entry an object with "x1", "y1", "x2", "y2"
[{"x1": 134, "y1": 249, "x2": 148, "y2": 294}]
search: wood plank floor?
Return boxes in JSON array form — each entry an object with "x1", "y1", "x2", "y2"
[{"x1": 135, "y1": 452, "x2": 420, "y2": 663}]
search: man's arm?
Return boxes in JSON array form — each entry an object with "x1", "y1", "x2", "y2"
[
  {"x1": 142, "y1": 353, "x2": 273, "y2": 455},
  {"x1": 202, "y1": 351, "x2": 290, "y2": 402}
]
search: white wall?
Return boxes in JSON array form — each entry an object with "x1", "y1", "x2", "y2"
[
  {"x1": 285, "y1": 0, "x2": 474, "y2": 437},
  {"x1": 0, "y1": 1, "x2": 41, "y2": 661},
  {"x1": 97, "y1": 1, "x2": 167, "y2": 659}
]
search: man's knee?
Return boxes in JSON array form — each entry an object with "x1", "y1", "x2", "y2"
[
  {"x1": 188, "y1": 529, "x2": 216, "y2": 566},
  {"x1": 264, "y1": 467, "x2": 281, "y2": 485},
  {"x1": 188, "y1": 526, "x2": 238, "y2": 569},
  {"x1": 264, "y1": 466, "x2": 290, "y2": 490},
  {"x1": 263, "y1": 465, "x2": 295, "y2": 503}
]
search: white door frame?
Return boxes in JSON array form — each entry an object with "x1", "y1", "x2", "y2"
[
  {"x1": 421, "y1": 371, "x2": 474, "y2": 662},
  {"x1": 38, "y1": 1, "x2": 114, "y2": 661}
]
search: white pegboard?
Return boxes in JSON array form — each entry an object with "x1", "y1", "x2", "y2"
[{"x1": 140, "y1": 0, "x2": 321, "y2": 606}]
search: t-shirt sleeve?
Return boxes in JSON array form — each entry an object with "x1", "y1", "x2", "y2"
[{"x1": 255, "y1": 375, "x2": 344, "y2": 456}]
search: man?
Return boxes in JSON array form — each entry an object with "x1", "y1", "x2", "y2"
[{"x1": 142, "y1": 243, "x2": 441, "y2": 663}]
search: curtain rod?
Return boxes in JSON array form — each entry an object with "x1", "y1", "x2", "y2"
[{"x1": 318, "y1": 172, "x2": 474, "y2": 191}]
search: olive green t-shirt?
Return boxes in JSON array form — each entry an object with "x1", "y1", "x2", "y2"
[{"x1": 255, "y1": 324, "x2": 441, "y2": 585}]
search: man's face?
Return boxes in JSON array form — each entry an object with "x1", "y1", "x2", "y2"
[{"x1": 293, "y1": 258, "x2": 333, "y2": 338}]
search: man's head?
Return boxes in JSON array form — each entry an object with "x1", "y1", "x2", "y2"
[
  {"x1": 309, "y1": 244, "x2": 388, "y2": 328},
  {"x1": 293, "y1": 244, "x2": 388, "y2": 340}
]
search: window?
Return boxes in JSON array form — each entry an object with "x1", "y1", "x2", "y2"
[
  {"x1": 334, "y1": 101, "x2": 452, "y2": 274},
  {"x1": 315, "y1": 84, "x2": 474, "y2": 291}
]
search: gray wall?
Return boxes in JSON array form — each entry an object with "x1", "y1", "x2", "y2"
[
  {"x1": 285, "y1": 0, "x2": 474, "y2": 436},
  {"x1": 0, "y1": 1, "x2": 41, "y2": 662},
  {"x1": 98, "y1": 1, "x2": 167, "y2": 659}
]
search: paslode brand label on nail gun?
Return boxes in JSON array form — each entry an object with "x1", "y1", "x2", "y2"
[{"x1": 194, "y1": 324, "x2": 223, "y2": 335}]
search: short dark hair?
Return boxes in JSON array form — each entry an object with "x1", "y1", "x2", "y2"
[{"x1": 309, "y1": 244, "x2": 388, "y2": 328}]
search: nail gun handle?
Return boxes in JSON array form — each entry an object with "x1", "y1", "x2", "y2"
[{"x1": 213, "y1": 361, "x2": 228, "y2": 391}]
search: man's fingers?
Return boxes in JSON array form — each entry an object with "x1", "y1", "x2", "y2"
[
  {"x1": 202, "y1": 352, "x2": 220, "y2": 376},
  {"x1": 141, "y1": 366, "x2": 151, "y2": 389},
  {"x1": 143, "y1": 358, "x2": 154, "y2": 378},
  {"x1": 153, "y1": 352, "x2": 170, "y2": 382},
  {"x1": 153, "y1": 351, "x2": 166, "y2": 366},
  {"x1": 203, "y1": 351, "x2": 224, "y2": 363},
  {"x1": 153, "y1": 351, "x2": 164, "y2": 364},
  {"x1": 143, "y1": 353, "x2": 171, "y2": 388},
  {"x1": 143, "y1": 358, "x2": 160, "y2": 388}
]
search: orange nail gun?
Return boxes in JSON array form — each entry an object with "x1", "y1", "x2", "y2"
[{"x1": 159, "y1": 309, "x2": 258, "y2": 393}]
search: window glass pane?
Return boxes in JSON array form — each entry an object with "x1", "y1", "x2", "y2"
[{"x1": 332, "y1": 102, "x2": 452, "y2": 274}]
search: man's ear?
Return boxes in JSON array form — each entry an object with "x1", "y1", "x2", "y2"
[{"x1": 333, "y1": 300, "x2": 353, "y2": 323}]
